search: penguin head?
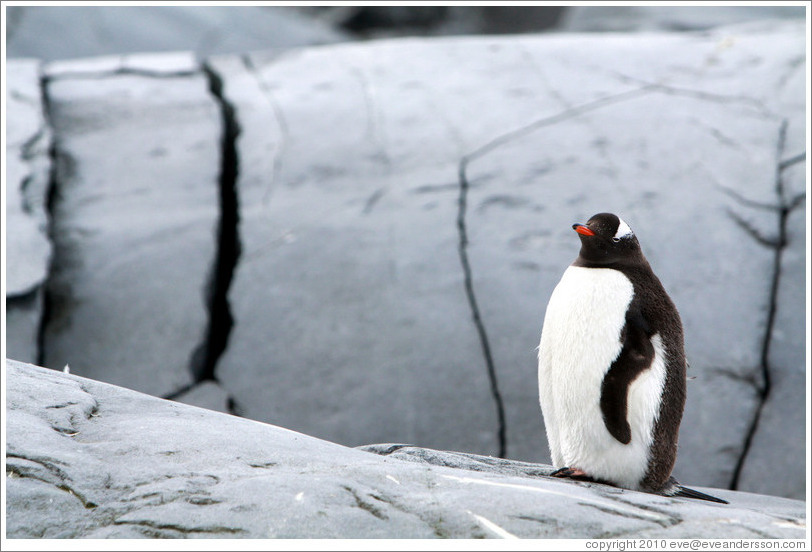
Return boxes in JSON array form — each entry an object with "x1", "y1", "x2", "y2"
[{"x1": 572, "y1": 212, "x2": 643, "y2": 266}]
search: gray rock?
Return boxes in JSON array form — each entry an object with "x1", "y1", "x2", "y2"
[
  {"x1": 6, "y1": 6, "x2": 349, "y2": 62},
  {"x1": 736, "y1": 196, "x2": 806, "y2": 499},
  {"x1": 5, "y1": 20, "x2": 804, "y2": 503},
  {"x1": 461, "y1": 22, "x2": 803, "y2": 492},
  {"x1": 208, "y1": 22, "x2": 805, "y2": 498},
  {"x1": 5, "y1": 59, "x2": 51, "y2": 296},
  {"x1": 5, "y1": 59, "x2": 52, "y2": 364},
  {"x1": 39, "y1": 52, "x2": 221, "y2": 398},
  {"x1": 558, "y1": 6, "x2": 804, "y2": 32},
  {"x1": 5, "y1": 291, "x2": 43, "y2": 365},
  {"x1": 173, "y1": 381, "x2": 231, "y2": 414},
  {"x1": 208, "y1": 51, "x2": 499, "y2": 455},
  {"x1": 6, "y1": 359, "x2": 806, "y2": 539}
]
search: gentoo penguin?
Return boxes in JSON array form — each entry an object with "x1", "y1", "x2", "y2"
[{"x1": 537, "y1": 212, "x2": 726, "y2": 503}]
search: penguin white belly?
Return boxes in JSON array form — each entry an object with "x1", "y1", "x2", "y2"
[{"x1": 538, "y1": 266, "x2": 667, "y2": 490}]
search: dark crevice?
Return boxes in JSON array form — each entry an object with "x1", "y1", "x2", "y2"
[
  {"x1": 456, "y1": 86, "x2": 658, "y2": 460},
  {"x1": 19, "y1": 124, "x2": 48, "y2": 161},
  {"x1": 728, "y1": 126, "x2": 804, "y2": 490},
  {"x1": 342, "y1": 485, "x2": 389, "y2": 521},
  {"x1": 715, "y1": 183, "x2": 781, "y2": 211},
  {"x1": 6, "y1": 466, "x2": 98, "y2": 509},
  {"x1": 457, "y1": 156, "x2": 507, "y2": 459},
  {"x1": 178, "y1": 63, "x2": 242, "y2": 415},
  {"x1": 112, "y1": 519, "x2": 246, "y2": 535},
  {"x1": 779, "y1": 151, "x2": 806, "y2": 171},
  {"x1": 6, "y1": 285, "x2": 40, "y2": 307},
  {"x1": 6, "y1": 454, "x2": 98, "y2": 509},
  {"x1": 44, "y1": 68, "x2": 198, "y2": 83},
  {"x1": 725, "y1": 209, "x2": 782, "y2": 248},
  {"x1": 610, "y1": 72, "x2": 773, "y2": 116},
  {"x1": 161, "y1": 383, "x2": 196, "y2": 402},
  {"x1": 35, "y1": 70, "x2": 60, "y2": 369}
]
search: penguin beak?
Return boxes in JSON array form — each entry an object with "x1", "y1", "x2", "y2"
[{"x1": 573, "y1": 223, "x2": 595, "y2": 236}]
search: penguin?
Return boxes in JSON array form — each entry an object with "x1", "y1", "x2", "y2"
[{"x1": 537, "y1": 212, "x2": 727, "y2": 504}]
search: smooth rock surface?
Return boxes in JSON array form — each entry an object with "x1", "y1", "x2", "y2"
[
  {"x1": 173, "y1": 380, "x2": 231, "y2": 414},
  {"x1": 39, "y1": 53, "x2": 221, "y2": 398},
  {"x1": 5, "y1": 360, "x2": 807, "y2": 539},
  {"x1": 558, "y1": 6, "x2": 804, "y2": 32},
  {"x1": 4, "y1": 291, "x2": 43, "y2": 365},
  {"x1": 5, "y1": 59, "x2": 52, "y2": 296},
  {"x1": 5, "y1": 59, "x2": 52, "y2": 364},
  {"x1": 209, "y1": 51, "x2": 499, "y2": 454},
  {"x1": 6, "y1": 6, "x2": 349, "y2": 62}
]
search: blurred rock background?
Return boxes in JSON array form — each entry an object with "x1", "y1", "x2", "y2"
[
  {"x1": 6, "y1": 5, "x2": 804, "y2": 59},
  {"x1": 3, "y1": 5, "x2": 807, "y2": 501}
]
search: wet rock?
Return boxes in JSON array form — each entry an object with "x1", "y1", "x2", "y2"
[
  {"x1": 39, "y1": 53, "x2": 220, "y2": 398},
  {"x1": 6, "y1": 360, "x2": 806, "y2": 539}
]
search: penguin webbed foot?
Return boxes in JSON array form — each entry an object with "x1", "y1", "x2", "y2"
[{"x1": 549, "y1": 466, "x2": 599, "y2": 482}]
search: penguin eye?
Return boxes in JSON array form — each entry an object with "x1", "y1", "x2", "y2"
[{"x1": 612, "y1": 237, "x2": 621, "y2": 243}]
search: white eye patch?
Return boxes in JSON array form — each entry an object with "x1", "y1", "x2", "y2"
[{"x1": 614, "y1": 218, "x2": 633, "y2": 240}]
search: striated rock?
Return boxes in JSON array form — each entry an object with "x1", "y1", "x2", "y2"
[
  {"x1": 5, "y1": 58, "x2": 52, "y2": 364},
  {"x1": 39, "y1": 52, "x2": 221, "y2": 398},
  {"x1": 5, "y1": 360, "x2": 806, "y2": 539}
]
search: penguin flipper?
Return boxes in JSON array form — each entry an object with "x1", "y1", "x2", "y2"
[
  {"x1": 673, "y1": 486, "x2": 729, "y2": 504},
  {"x1": 600, "y1": 304, "x2": 654, "y2": 445}
]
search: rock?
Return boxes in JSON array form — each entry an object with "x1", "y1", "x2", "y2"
[
  {"x1": 297, "y1": 6, "x2": 566, "y2": 37},
  {"x1": 5, "y1": 58, "x2": 52, "y2": 364},
  {"x1": 39, "y1": 52, "x2": 221, "y2": 398},
  {"x1": 5, "y1": 359, "x2": 806, "y2": 539},
  {"x1": 6, "y1": 6, "x2": 349, "y2": 62},
  {"x1": 5, "y1": 291, "x2": 43, "y2": 364},
  {"x1": 5, "y1": 20, "x2": 805, "y2": 502},
  {"x1": 558, "y1": 6, "x2": 804, "y2": 32},
  {"x1": 208, "y1": 50, "x2": 498, "y2": 455},
  {"x1": 460, "y1": 22, "x2": 801, "y2": 489},
  {"x1": 207, "y1": 21, "x2": 805, "y2": 498},
  {"x1": 736, "y1": 195, "x2": 807, "y2": 500},
  {"x1": 173, "y1": 381, "x2": 231, "y2": 414}
]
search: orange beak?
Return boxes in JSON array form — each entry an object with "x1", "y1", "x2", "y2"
[{"x1": 572, "y1": 223, "x2": 595, "y2": 236}]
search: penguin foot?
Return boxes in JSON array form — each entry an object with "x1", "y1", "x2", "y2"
[{"x1": 550, "y1": 467, "x2": 596, "y2": 482}]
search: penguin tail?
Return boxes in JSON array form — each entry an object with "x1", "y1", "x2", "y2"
[
  {"x1": 673, "y1": 485, "x2": 729, "y2": 504},
  {"x1": 658, "y1": 477, "x2": 729, "y2": 504}
]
